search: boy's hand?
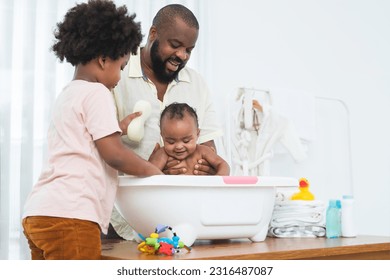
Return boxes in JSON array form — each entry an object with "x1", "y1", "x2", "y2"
[{"x1": 119, "y1": 111, "x2": 142, "y2": 135}]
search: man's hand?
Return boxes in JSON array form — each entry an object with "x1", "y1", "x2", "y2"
[{"x1": 193, "y1": 159, "x2": 217, "y2": 175}]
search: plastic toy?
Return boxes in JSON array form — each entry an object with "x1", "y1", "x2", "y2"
[
  {"x1": 137, "y1": 224, "x2": 192, "y2": 256},
  {"x1": 291, "y1": 177, "x2": 315, "y2": 200}
]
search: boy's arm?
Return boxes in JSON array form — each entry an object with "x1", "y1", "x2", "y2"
[
  {"x1": 95, "y1": 132, "x2": 163, "y2": 176},
  {"x1": 198, "y1": 145, "x2": 230, "y2": 176}
]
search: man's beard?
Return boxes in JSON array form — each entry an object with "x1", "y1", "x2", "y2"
[{"x1": 150, "y1": 40, "x2": 185, "y2": 83}]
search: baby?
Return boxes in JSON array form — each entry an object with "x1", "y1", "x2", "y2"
[{"x1": 149, "y1": 103, "x2": 230, "y2": 175}]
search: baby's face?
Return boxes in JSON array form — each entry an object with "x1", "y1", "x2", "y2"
[{"x1": 160, "y1": 113, "x2": 199, "y2": 160}]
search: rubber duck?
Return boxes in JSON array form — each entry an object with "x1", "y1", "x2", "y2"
[{"x1": 291, "y1": 178, "x2": 315, "y2": 200}]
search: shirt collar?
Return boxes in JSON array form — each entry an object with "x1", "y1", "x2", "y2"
[
  {"x1": 128, "y1": 47, "x2": 191, "y2": 83},
  {"x1": 128, "y1": 47, "x2": 143, "y2": 78}
]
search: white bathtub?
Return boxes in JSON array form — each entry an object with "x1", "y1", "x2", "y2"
[{"x1": 115, "y1": 175, "x2": 298, "y2": 246}]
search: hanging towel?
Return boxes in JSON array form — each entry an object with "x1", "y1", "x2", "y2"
[
  {"x1": 270, "y1": 88, "x2": 316, "y2": 143},
  {"x1": 231, "y1": 101, "x2": 307, "y2": 176}
]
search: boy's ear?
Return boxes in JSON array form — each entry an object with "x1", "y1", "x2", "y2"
[
  {"x1": 197, "y1": 128, "x2": 200, "y2": 137},
  {"x1": 98, "y1": 56, "x2": 106, "y2": 69}
]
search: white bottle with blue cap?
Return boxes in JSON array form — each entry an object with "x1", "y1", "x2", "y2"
[{"x1": 341, "y1": 195, "x2": 357, "y2": 237}]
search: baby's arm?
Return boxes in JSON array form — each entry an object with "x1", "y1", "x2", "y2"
[
  {"x1": 148, "y1": 147, "x2": 169, "y2": 171},
  {"x1": 198, "y1": 145, "x2": 230, "y2": 175}
]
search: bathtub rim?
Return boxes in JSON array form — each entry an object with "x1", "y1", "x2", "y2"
[{"x1": 118, "y1": 175, "x2": 298, "y2": 188}]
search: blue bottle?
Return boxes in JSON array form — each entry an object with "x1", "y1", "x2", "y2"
[{"x1": 326, "y1": 199, "x2": 341, "y2": 238}]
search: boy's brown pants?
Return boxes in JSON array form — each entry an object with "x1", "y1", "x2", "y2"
[{"x1": 22, "y1": 216, "x2": 101, "y2": 260}]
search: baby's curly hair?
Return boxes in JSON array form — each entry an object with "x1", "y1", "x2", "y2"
[
  {"x1": 160, "y1": 103, "x2": 199, "y2": 128},
  {"x1": 52, "y1": 0, "x2": 143, "y2": 66}
]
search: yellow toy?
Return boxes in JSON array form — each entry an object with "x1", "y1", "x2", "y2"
[{"x1": 291, "y1": 178, "x2": 315, "y2": 200}]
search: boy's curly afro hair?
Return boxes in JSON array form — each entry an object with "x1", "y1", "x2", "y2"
[{"x1": 52, "y1": 0, "x2": 143, "y2": 66}]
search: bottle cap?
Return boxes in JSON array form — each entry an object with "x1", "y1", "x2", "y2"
[
  {"x1": 342, "y1": 195, "x2": 354, "y2": 199},
  {"x1": 329, "y1": 199, "x2": 337, "y2": 207},
  {"x1": 329, "y1": 199, "x2": 342, "y2": 208}
]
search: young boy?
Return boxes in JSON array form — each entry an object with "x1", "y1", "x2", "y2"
[
  {"x1": 22, "y1": 0, "x2": 163, "y2": 260},
  {"x1": 149, "y1": 103, "x2": 230, "y2": 175}
]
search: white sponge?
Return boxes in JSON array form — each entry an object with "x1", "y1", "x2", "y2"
[{"x1": 127, "y1": 100, "x2": 152, "y2": 142}]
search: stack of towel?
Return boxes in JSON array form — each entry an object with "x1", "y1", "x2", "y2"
[{"x1": 268, "y1": 192, "x2": 326, "y2": 238}]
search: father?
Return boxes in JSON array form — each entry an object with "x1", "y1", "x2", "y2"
[{"x1": 110, "y1": 4, "x2": 223, "y2": 239}]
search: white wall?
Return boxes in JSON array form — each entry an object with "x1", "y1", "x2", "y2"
[{"x1": 204, "y1": 0, "x2": 390, "y2": 236}]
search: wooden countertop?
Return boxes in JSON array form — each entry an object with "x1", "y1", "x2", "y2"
[{"x1": 101, "y1": 235, "x2": 390, "y2": 260}]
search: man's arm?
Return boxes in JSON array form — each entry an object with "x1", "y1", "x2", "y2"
[
  {"x1": 192, "y1": 140, "x2": 218, "y2": 175},
  {"x1": 200, "y1": 140, "x2": 216, "y2": 152},
  {"x1": 198, "y1": 145, "x2": 230, "y2": 175}
]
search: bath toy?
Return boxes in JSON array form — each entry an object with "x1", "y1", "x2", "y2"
[
  {"x1": 137, "y1": 224, "x2": 191, "y2": 256},
  {"x1": 291, "y1": 177, "x2": 315, "y2": 200},
  {"x1": 127, "y1": 100, "x2": 152, "y2": 142},
  {"x1": 158, "y1": 243, "x2": 174, "y2": 256}
]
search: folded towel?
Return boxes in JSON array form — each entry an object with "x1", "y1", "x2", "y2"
[
  {"x1": 268, "y1": 225, "x2": 326, "y2": 238},
  {"x1": 269, "y1": 200, "x2": 326, "y2": 228},
  {"x1": 270, "y1": 214, "x2": 324, "y2": 227},
  {"x1": 273, "y1": 200, "x2": 325, "y2": 211},
  {"x1": 275, "y1": 189, "x2": 296, "y2": 202}
]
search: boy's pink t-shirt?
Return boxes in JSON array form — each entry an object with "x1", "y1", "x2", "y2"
[{"x1": 23, "y1": 80, "x2": 122, "y2": 233}]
